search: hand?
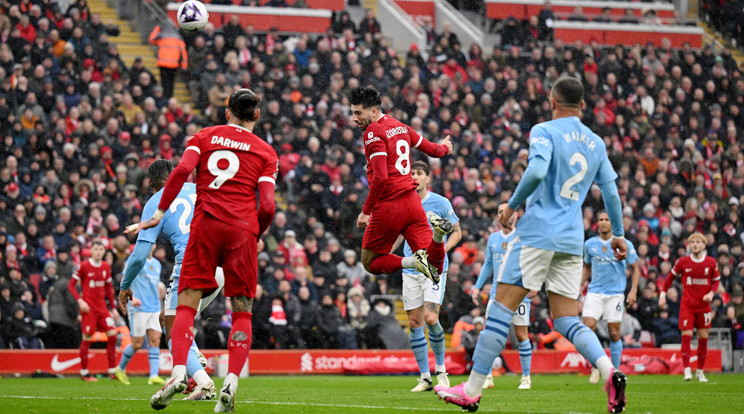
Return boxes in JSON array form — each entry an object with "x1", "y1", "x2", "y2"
[
  {"x1": 658, "y1": 294, "x2": 667, "y2": 309},
  {"x1": 626, "y1": 288, "x2": 637, "y2": 307},
  {"x1": 78, "y1": 299, "x2": 90, "y2": 314},
  {"x1": 257, "y1": 238, "x2": 265, "y2": 253},
  {"x1": 110, "y1": 308, "x2": 120, "y2": 321},
  {"x1": 125, "y1": 216, "x2": 161, "y2": 235},
  {"x1": 611, "y1": 237, "x2": 628, "y2": 261},
  {"x1": 131, "y1": 297, "x2": 142, "y2": 309},
  {"x1": 357, "y1": 212, "x2": 370, "y2": 228},
  {"x1": 471, "y1": 288, "x2": 480, "y2": 305},
  {"x1": 702, "y1": 291, "x2": 714, "y2": 303},
  {"x1": 527, "y1": 290, "x2": 538, "y2": 299},
  {"x1": 118, "y1": 288, "x2": 133, "y2": 315},
  {"x1": 441, "y1": 135, "x2": 453, "y2": 155},
  {"x1": 498, "y1": 206, "x2": 515, "y2": 232}
]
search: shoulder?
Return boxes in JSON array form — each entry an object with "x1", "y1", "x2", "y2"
[{"x1": 705, "y1": 257, "x2": 718, "y2": 266}]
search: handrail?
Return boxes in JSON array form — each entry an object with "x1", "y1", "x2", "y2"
[{"x1": 105, "y1": 0, "x2": 177, "y2": 43}]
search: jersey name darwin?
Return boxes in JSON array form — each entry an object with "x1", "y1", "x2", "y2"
[{"x1": 211, "y1": 135, "x2": 252, "y2": 151}]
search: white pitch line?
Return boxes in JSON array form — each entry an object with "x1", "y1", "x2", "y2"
[{"x1": 0, "y1": 394, "x2": 595, "y2": 414}]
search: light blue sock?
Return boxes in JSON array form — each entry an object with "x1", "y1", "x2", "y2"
[
  {"x1": 518, "y1": 339, "x2": 532, "y2": 376},
  {"x1": 554, "y1": 316, "x2": 606, "y2": 366},
  {"x1": 610, "y1": 340, "x2": 623, "y2": 368},
  {"x1": 427, "y1": 321, "x2": 445, "y2": 368},
  {"x1": 472, "y1": 301, "x2": 514, "y2": 375},
  {"x1": 168, "y1": 339, "x2": 204, "y2": 377},
  {"x1": 409, "y1": 327, "x2": 429, "y2": 376},
  {"x1": 118, "y1": 344, "x2": 135, "y2": 370},
  {"x1": 148, "y1": 346, "x2": 160, "y2": 377}
]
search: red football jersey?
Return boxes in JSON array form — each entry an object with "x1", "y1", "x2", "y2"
[
  {"x1": 70, "y1": 259, "x2": 114, "y2": 313},
  {"x1": 187, "y1": 124, "x2": 279, "y2": 232},
  {"x1": 665, "y1": 254, "x2": 719, "y2": 312}
]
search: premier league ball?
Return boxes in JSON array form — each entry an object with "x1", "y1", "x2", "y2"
[{"x1": 177, "y1": 0, "x2": 209, "y2": 32}]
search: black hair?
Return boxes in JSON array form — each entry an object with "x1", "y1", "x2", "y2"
[
  {"x1": 91, "y1": 240, "x2": 105, "y2": 248},
  {"x1": 347, "y1": 86, "x2": 381, "y2": 109},
  {"x1": 552, "y1": 76, "x2": 584, "y2": 107},
  {"x1": 228, "y1": 88, "x2": 260, "y2": 122},
  {"x1": 412, "y1": 160, "x2": 430, "y2": 175},
  {"x1": 148, "y1": 159, "x2": 173, "y2": 190}
]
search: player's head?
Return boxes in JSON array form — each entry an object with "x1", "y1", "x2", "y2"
[
  {"x1": 411, "y1": 161, "x2": 430, "y2": 192},
  {"x1": 148, "y1": 159, "x2": 173, "y2": 191},
  {"x1": 550, "y1": 76, "x2": 585, "y2": 112},
  {"x1": 596, "y1": 210, "x2": 611, "y2": 236},
  {"x1": 687, "y1": 232, "x2": 706, "y2": 254},
  {"x1": 497, "y1": 202, "x2": 517, "y2": 229},
  {"x1": 347, "y1": 86, "x2": 381, "y2": 130},
  {"x1": 90, "y1": 240, "x2": 105, "y2": 261},
  {"x1": 227, "y1": 88, "x2": 261, "y2": 123}
]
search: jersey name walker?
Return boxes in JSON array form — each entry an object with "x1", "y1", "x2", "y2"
[
  {"x1": 127, "y1": 257, "x2": 162, "y2": 313},
  {"x1": 402, "y1": 192, "x2": 459, "y2": 275},
  {"x1": 139, "y1": 183, "x2": 195, "y2": 266},
  {"x1": 187, "y1": 124, "x2": 278, "y2": 233},
  {"x1": 516, "y1": 117, "x2": 617, "y2": 255},
  {"x1": 670, "y1": 254, "x2": 719, "y2": 312},
  {"x1": 363, "y1": 114, "x2": 425, "y2": 201},
  {"x1": 74, "y1": 259, "x2": 113, "y2": 312},
  {"x1": 584, "y1": 237, "x2": 638, "y2": 295}
]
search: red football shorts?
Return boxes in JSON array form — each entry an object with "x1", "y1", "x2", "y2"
[
  {"x1": 362, "y1": 190, "x2": 432, "y2": 255},
  {"x1": 81, "y1": 308, "x2": 116, "y2": 336},
  {"x1": 180, "y1": 212, "x2": 258, "y2": 298},
  {"x1": 678, "y1": 306, "x2": 712, "y2": 331}
]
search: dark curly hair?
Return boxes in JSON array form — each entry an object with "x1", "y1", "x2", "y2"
[{"x1": 346, "y1": 86, "x2": 381, "y2": 109}]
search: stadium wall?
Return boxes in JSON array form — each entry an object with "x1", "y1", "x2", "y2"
[{"x1": 0, "y1": 348, "x2": 721, "y2": 376}]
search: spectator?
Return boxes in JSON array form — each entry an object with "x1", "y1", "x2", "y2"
[
  {"x1": 3, "y1": 302, "x2": 43, "y2": 348},
  {"x1": 45, "y1": 273, "x2": 80, "y2": 348},
  {"x1": 315, "y1": 292, "x2": 357, "y2": 349},
  {"x1": 365, "y1": 298, "x2": 408, "y2": 349},
  {"x1": 148, "y1": 23, "x2": 187, "y2": 99}
]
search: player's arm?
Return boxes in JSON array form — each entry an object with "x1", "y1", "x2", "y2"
[
  {"x1": 502, "y1": 155, "x2": 548, "y2": 232},
  {"x1": 704, "y1": 263, "x2": 721, "y2": 303},
  {"x1": 68, "y1": 272, "x2": 89, "y2": 313},
  {"x1": 581, "y1": 263, "x2": 592, "y2": 291},
  {"x1": 118, "y1": 241, "x2": 154, "y2": 314},
  {"x1": 444, "y1": 221, "x2": 462, "y2": 252},
  {"x1": 472, "y1": 242, "x2": 493, "y2": 304},
  {"x1": 105, "y1": 271, "x2": 118, "y2": 319},
  {"x1": 627, "y1": 262, "x2": 640, "y2": 307},
  {"x1": 596, "y1": 156, "x2": 627, "y2": 260},
  {"x1": 359, "y1": 151, "x2": 388, "y2": 224},
  {"x1": 390, "y1": 235, "x2": 405, "y2": 253},
  {"x1": 411, "y1": 131, "x2": 452, "y2": 158},
  {"x1": 258, "y1": 155, "x2": 279, "y2": 236}
]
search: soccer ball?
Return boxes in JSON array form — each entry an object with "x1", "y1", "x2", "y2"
[{"x1": 177, "y1": 0, "x2": 208, "y2": 32}]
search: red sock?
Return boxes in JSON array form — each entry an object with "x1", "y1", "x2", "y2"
[
  {"x1": 681, "y1": 335, "x2": 691, "y2": 368},
  {"x1": 426, "y1": 239, "x2": 445, "y2": 274},
  {"x1": 368, "y1": 254, "x2": 403, "y2": 274},
  {"x1": 171, "y1": 305, "x2": 197, "y2": 367},
  {"x1": 697, "y1": 337, "x2": 708, "y2": 370},
  {"x1": 80, "y1": 340, "x2": 91, "y2": 371},
  {"x1": 106, "y1": 335, "x2": 117, "y2": 369},
  {"x1": 228, "y1": 312, "x2": 253, "y2": 376}
]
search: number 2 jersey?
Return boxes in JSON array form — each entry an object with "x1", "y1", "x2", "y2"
[
  {"x1": 160, "y1": 124, "x2": 278, "y2": 235},
  {"x1": 662, "y1": 254, "x2": 719, "y2": 313},
  {"x1": 139, "y1": 183, "x2": 195, "y2": 266},
  {"x1": 68, "y1": 259, "x2": 115, "y2": 313}
]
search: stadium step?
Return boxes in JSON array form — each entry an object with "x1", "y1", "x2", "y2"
[{"x1": 688, "y1": 2, "x2": 744, "y2": 67}]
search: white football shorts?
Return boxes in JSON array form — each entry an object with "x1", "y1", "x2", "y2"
[
  {"x1": 128, "y1": 310, "x2": 161, "y2": 337},
  {"x1": 402, "y1": 271, "x2": 446, "y2": 311},
  {"x1": 582, "y1": 292, "x2": 625, "y2": 323},
  {"x1": 164, "y1": 266, "x2": 225, "y2": 316}
]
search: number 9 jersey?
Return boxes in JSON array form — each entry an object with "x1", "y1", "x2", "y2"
[{"x1": 186, "y1": 124, "x2": 278, "y2": 233}]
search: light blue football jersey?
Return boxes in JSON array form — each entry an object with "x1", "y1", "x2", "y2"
[
  {"x1": 476, "y1": 230, "x2": 529, "y2": 303},
  {"x1": 127, "y1": 256, "x2": 162, "y2": 313},
  {"x1": 515, "y1": 116, "x2": 617, "y2": 255},
  {"x1": 584, "y1": 236, "x2": 638, "y2": 295},
  {"x1": 138, "y1": 183, "x2": 196, "y2": 268},
  {"x1": 402, "y1": 191, "x2": 459, "y2": 275}
]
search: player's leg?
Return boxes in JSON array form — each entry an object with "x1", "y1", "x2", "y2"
[
  {"x1": 605, "y1": 294, "x2": 625, "y2": 370},
  {"x1": 116, "y1": 311, "x2": 143, "y2": 385},
  {"x1": 482, "y1": 298, "x2": 495, "y2": 390},
  {"x1": 424, "y1": 302, "x2": 448, "y2": 386},
  {"x1": 424, "y1": 210, "x2": 450, "y2": 274},
  {"x1": 404, "y1": 274, "x2": 432, "y2": 391},
  {"x1": 101, "y1": 312, "x2": 119, "y2": 379},
  {"x1": 581, "y1": 292, "x2": 603, "y2": 383},
  {"x1": 514, "y1": 304, "x2": 532, "y2": 390},
  {"x1": 695, "y1": 311, "x2": 712, "y2": 382},
  {"x1": 679, "y1": 307, "x2": 694, "y2": 380},
  {"x1": 79, "y1": 326, "x2": 96, "y2": 381},
  {"x1": 405, "y1": 201, "x2": 443, "y2": 280},
  {"x1": 147, "y1": 314, "x2": 164, "y2": 384}
]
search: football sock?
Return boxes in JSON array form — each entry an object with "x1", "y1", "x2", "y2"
[
  {"x1": 697, "y1": 337, "x2": 708, "y2": 370},
  {"x1": 465, "y1": 301, "x2": 514, "y2": 397},
  {"x1": 427, "y1": 321, "x2": 445, "y2": 368},
  {"x1": 409, "y1": 327, "x2": 430, "y2": 379},
  {"x1": 518, "y1": 339, "x2": 532, "y2": 376},
  {"x1": 107, "y1": 335, "x2": 117, "y2": 369},
  {"x1": 171, "y1": 305, "x2": 197, "y2": 366},
  {"x1": 681, "y1": 335, "x2": 692, "y2": 368},
  {"x1": 224, "y1": 372, "x2": 239, "y2": 394},
  {"x1": 193, "y1": 369, "x2": 211, "y2": 386},
  {"x1": 371, "y1": 254, "x2": 404, "y2": 274},
  {"x1": 80, "y1": 340, "x2": 91, "y2": 371},
  {"x1": 168, "y1": 339, "x2": 205, "y2": 379},
  {"x1": 228, "y1": 311, "x2": 253, "y2": 376},
  {"x1": 148, "y1": 346, "x2": 160, "y2": 378},
  {"x1": 554, "y1": 316, "x2": 611, "y2": 379},
  {"x1": 432, "y1": 231, "x2": 444, "y2": 243},
  {"x1": 119, "y1": 344, "x2": 135, "y2": 370},
  {"x1": 426, "y1": 239, "x2": 445, "y2": 274},
  {"x1": 610, "y1": 339, "x2": 623, "y2": 368}
]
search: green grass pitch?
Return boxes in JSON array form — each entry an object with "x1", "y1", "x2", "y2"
[{"x1": 1, "y1": 374, "x2": 743, "y2": 413}]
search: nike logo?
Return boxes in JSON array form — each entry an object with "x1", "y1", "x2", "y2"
[
  {"x1": 51, "y1": 355, "x2": 81, "y2": 372},
  {"x1": 685, "y1": 268, "x2": 693, "y2": 272}
]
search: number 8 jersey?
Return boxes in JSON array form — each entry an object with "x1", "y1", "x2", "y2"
[
  {"x1": 185, "y1": 124, "x2": 278, "y2": 233},
  {"x1": 517, "y1": 116, "x2": 617, "y2": 256}
]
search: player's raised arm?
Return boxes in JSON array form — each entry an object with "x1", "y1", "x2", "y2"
[{"x1": 411, "y1": 130, "x2": 452, "y2": 158}]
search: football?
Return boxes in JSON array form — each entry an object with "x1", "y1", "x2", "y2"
[{"x1": 177, "y1": 0, "x2": 209, "y2": 32}]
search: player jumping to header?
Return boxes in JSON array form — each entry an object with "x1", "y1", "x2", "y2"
[
  {"x1": 348, "y1": 86, "x2": 453, "y2": 285},
  {"x1": 659, "y1": 232, "x2": 719, "y2": 382},
  {"x1": 434, "y1": 77, "x2": 628, "y2": 413},
  {"x1": 582, "y1": 210, "x2": 640, "y2": 383}
]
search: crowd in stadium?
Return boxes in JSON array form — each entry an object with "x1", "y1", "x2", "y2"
[{"x1": 1, "y1": 0, "x2": 744, "y2": 354}]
